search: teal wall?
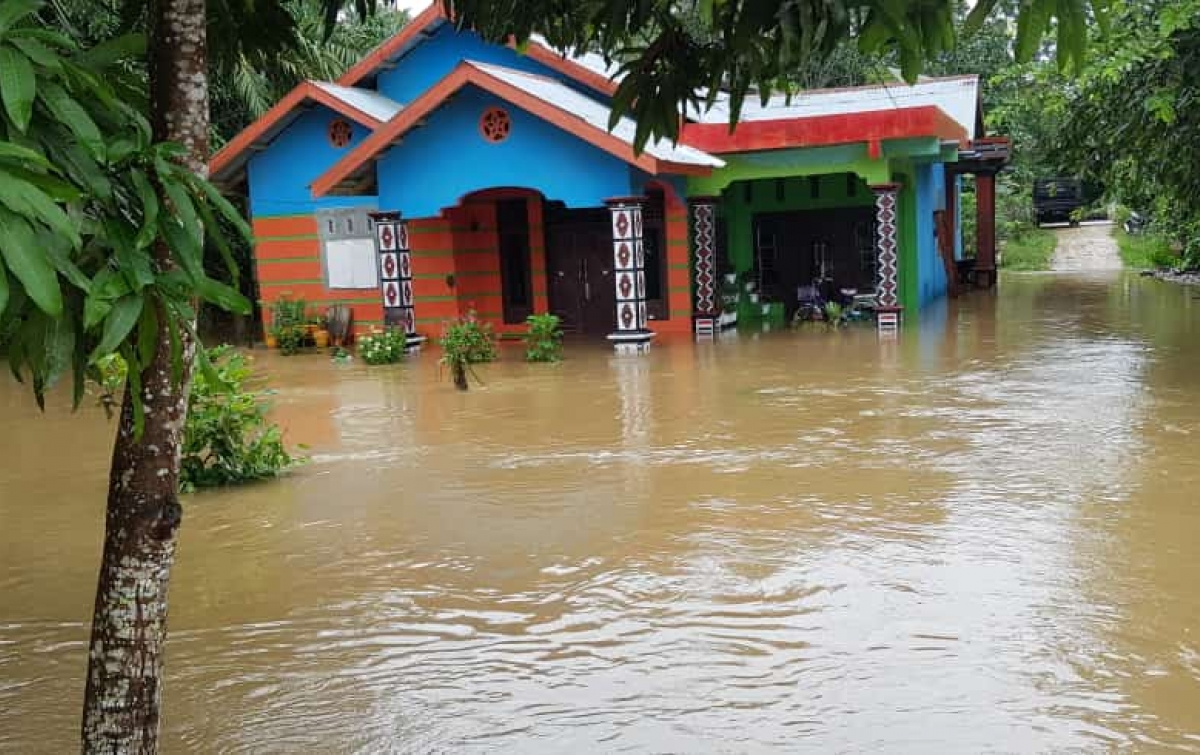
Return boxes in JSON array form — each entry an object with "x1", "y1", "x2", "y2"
[
  {"x1": 721, "y1": 173, "x2": 874, "y2": 274},
  {"x1": 376, "y1": 86, "x2": 641, "y2": 215},
  {"x1": 247, "y1": 105, "x2": 377, "y2": 217},
  {"x1": 914, "y1": 163, "x2": 948, "y2": 309},
  {"x1": 375, "y1": 25, "x2": 611, "y2": 104}
]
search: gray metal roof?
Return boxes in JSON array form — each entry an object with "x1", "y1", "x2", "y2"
[
  {"x1": 467, "y1": 61, "x2": 723, "y2": 168},
  {"x1": 690, "y1": 76, "x2": 982, "y2": 138},
  {"x1": 312, "y1": 82, "x2": 404, "y2": 122}
]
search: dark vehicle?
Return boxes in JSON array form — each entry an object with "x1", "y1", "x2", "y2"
[{"x1": 1033, "y1": 177, "x2": 1085, "y2": 226}]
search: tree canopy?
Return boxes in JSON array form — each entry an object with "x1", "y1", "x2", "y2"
[{"x1": 443, "y1": 0, "x2": 1101, "y2": 149}]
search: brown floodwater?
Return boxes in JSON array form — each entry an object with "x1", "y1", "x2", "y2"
[{"x1": 3, "y1": 270, "x2": 1200, "y2": 753}]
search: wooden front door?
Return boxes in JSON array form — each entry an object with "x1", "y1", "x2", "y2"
[{"x1": 545, "y1": 210, "x2": 614, "y2": 336}]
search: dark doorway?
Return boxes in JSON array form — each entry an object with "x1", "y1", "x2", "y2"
[
  {"x1": 497, "y1": 198, "x2": 533, "y2": 324},
  {"x1": 545, "y1": 206, "x2": 614, "y2": 336},
  {"x1": 753, "y1": 207, "x2": 876, "y2": 319}
]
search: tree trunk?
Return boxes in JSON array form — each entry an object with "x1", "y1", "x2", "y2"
[
  {"x1": 81, "y1": 1, "x2": 208, "y2": 751},
  {"x1": 452, "y1": 362, "x2": 469, "y2": 391}
]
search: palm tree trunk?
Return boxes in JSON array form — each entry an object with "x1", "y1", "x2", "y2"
[{"x1": 81, "y1": 1, "x2": 208, "y2": 750}]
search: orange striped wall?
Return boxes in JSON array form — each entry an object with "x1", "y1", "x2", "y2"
[
  {"x1": 408, "y1": 216, "x2": 460, "y2": 329},
  {"x1": 649, "y1": 184, "x2": 693, "y2": 335},
  {"x1": 252, "y1": 214, "x2": 383, "y2": 339}
]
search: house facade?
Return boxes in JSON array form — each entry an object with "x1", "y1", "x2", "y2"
[{"x1": 210, "y1": 5, "x2": 1008, "y2": 347}]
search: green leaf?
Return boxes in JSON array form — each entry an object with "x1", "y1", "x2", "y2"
[
  {"x1": 37, "y1": 229, "x2": 91, "y2": 292},
  {"x1": 0, "y1": 209, "x2": 62, "y2": 316},
  {"x1": 196, "y1": 276, "x2": 251, "y2": 315},
  {"x1": 0, "y1": 259, "x2": 8, "y2": 315},
  {"x1": 91, "y1": 293, "x2": 144, "y2": 360},
  {"x1": 194, "y1": 178, "x2": 252, "y2": 242},
  {"x1": 0, "y1": 169, "x2": 82, "y2": 249},
  {"x1": 963, "y1": 0, "x2": 1000, "y2": 36},
  {"x1": 0, "y1": 44, "x2": 36, "y2": 132},
  {"x1": 130, "y1": 169, "x2": 159, "y2": 249},
  {"x1": 137, "y1": 297, "x2": 159, "y2": 367},
  {"x1": 10, "y1": 36, "x2": 61, "y2": 72},
  {"x1": 0, "y1": 141, "x2": 51, "y2": 169},
  {"x1": 39, "y1": 82, "x2": 105, "y2": 161},
  {"x1": 75, "y1": 32, "x2": 146, "y2": 70},
  {"x1": 0, "y1": 0, "x2": 39, "y2": 37}
]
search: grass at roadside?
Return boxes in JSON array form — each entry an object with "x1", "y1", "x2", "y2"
[
  {"x1": 999, "y1": 226, "x2": 1058, "y2": 271},
  {"x1": 1115, "y1": 228, "x2": 1177, "y2": 269}
]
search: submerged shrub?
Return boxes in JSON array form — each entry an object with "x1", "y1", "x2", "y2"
[
  {"x1": 524, "y1": 313, "x2": 562, "y2": 362},
  {"x1": 90, "y1": 347, "x2": 300, "y2": 492},
  {"x1": 439, "y1": 310, "x2": 496, "y2": 390},
  {"x1": 357, "y1": 328, "x2": 407, "y2": 365},
  {"x1": 180, "y1": 346, "x2": 300, "y2": 492}
]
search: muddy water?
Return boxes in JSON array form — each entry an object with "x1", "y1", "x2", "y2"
[{"x1": 3, "y1": 271, "x2": 1200, "y2": 753}]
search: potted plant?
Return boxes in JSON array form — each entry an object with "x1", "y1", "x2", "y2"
[
  {"x1": 268, "y1": 295, "x2": 310, "y2": 355},
  {"x1": 311, "y1": 309, "x2": 330, "y2": 349}
]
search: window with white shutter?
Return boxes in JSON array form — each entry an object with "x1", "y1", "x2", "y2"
[{"x1": 317, "y1": 208, "x2": 379, "y2": 290}]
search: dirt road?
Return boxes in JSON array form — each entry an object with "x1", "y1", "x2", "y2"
[{"x1": 1050, "y1": 221, "x2": 1122, "y2": 271}]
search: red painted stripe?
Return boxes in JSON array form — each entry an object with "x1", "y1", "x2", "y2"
[
  {"x1": 680, "y1": 105, "x2": 967, "y2": 153},
  {"x1": 254, "y1": 216, "x2": 318, "y2": 237},
  {"x1": 255, "y1": 238, "x2": 321, "y2": 259},
  {"x1": 257, "y1": 261, "x2": 323, "y2": 281}
]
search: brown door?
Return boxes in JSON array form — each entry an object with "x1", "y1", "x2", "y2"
[{"x1": 546, "y1": 211, "x2": 614, "y2": 336}]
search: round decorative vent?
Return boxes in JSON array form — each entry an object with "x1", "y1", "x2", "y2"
[
  {"x1": 328, "y1": 118, "x2": 353, "y2": 148},
  {"x1": 479, "y1": 107, "x2": 512, "y2": 143}
]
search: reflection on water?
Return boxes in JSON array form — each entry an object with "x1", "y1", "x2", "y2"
[{"x1": 3, "y1": 272, "x2": 1200, "y2": 752}]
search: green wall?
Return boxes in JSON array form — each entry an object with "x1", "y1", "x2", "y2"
[{"x1": 721, "y1": 173, "x2": 875, "y2": 274}]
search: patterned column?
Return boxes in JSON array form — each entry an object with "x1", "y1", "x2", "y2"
[
  {"x1": 605, "y1": 196, "x2": 655, "y2": 350},
  {"x1": 689, "y1": 196, "x2": 720, "y2": 338},
  {"x1": 870, "y1": 184, "x2": 902, "y2": 332},
  {"x1": 370, "y1": 211, "x2": 422, "y2": 347}
]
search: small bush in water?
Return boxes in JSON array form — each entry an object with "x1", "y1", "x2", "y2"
[
  {"x1": 357, "y1": 328, "x2": 406, "y2": 365},
  {"x1": 439, "y1": 310, "x2": 496, "y2": 390},
  {"x1": 89, "y1": 347, "x2": 301, "y2": 491},
  {"x1": 524, "y1": 313, "x2": 562, "y2": 362},
  {"x1": 181, "y1": 346, "x2": 300, "y2": 491}
]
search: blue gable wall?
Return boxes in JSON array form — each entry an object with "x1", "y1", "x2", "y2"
[
  {"x1": 247, "y1": 105, "x2": 377, "y2": 217},
  {"x1": 376, "y1": 87, "x2": 638, "y2": 216},
  {"x1": 914, "y1": 162, "x2": 948, "y2": 307},
  {"x1": 376, "y1": 25, "x2": 611, "y2": 106}
]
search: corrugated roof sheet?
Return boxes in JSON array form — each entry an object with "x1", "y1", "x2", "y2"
[
  {"x1": 467, "y1": 61, "x2": 723, "y2": 168},
  {"x1": 312, "y1": 82, "x2": 404, "y2": 122},
  {"x1": 528, "y1": 34, "x2": 623, "y2": 82},
  {"x1": 691, "y1": 76, "x2": 980, "y2": 137}
]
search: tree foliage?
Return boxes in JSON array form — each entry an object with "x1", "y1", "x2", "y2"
[
  {"x1": 0, "y1": 0, "x2": 249, "y2": 420},
  {"x1": 445, "y1": 0, "x2": 1099, "y2": 149},
  {"x1": 1058, "y1": 0, "x2": 1200, "y2": 263}
]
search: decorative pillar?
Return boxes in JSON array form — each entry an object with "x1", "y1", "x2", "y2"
[
  {"x1": 370, "y1": 211, "x2": 423, "y2": 348},
  {"x1": 689, "y1": 196, "x2": 720, "y2": 338},
  {"x1": 870, "y1": 183, "x2": 902, "y2": 332},
  {"x1": 605, "y1": 196, "x2": 655, "y2": 351},
  {"x1": 974, "y1": 170, "x2": 998, "y2": 288}
]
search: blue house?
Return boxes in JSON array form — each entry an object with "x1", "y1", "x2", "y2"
[{"x1": 210, "y1": 4, "x2": 1008, "y2": 345}]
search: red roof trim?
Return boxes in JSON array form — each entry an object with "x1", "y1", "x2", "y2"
[
  {"x1": 520, "y1": 42, "x2": 618, "y2": 97},
  {"x1": 209, "y1": 82, "x2": 384, "y2": 181},
  {"x1": 680, "y1": 105, "x2": 968, "y2": 154},
  {"x1": 312, "y1": 63, "x2": 707, "y2": 199}
]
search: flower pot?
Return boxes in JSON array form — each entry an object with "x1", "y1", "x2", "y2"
[
  {"x1": 265, "y1": 334, "x2": 279, "y2": 349},
  {"x1": 313, "y1": 329, "x2": 330, "y2": 349}
]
